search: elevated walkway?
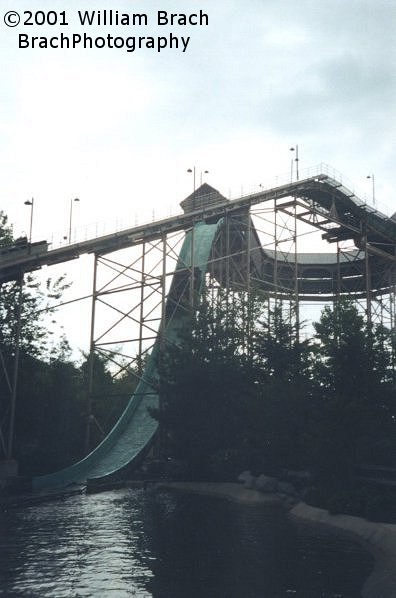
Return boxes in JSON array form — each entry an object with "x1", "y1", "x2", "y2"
[{"x1": 2, "y1": 174, "x2": 396, "y2": 287}]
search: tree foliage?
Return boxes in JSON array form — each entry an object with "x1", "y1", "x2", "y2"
[
  {"x1": 153, "y1": 290, "x2": 396, "y2": 488},
  {"x1": 154, "y1": 292, "x2": 257, "y2": 478},
  {"x1": 153, "y1": 293, "x2": 314, "y2": 477},
  {"x1": 15, "y1": 352, "x2": 138, "y2": 475},
  {"x1": 310, "y1": 300, "x2": 396, "y2": 481},
  {"x1": 0, "y1": 212, "x2": 135, "y2": 473},
  {"x1": 0, "y1": 211, "x2": 71, "y2": 358}
]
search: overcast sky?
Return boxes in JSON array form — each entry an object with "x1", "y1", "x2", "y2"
[{"x1": 1, "y1": 0, "x2": 395, "y2": 351}]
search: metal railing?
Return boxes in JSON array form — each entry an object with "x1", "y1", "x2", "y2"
[{"x1": 17, "y1": 163, "x2": 392, "y2": 250}]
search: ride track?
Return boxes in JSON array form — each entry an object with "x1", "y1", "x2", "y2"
[{"x1": 1, "y1": 173, "x2": 395, "y2": 490}]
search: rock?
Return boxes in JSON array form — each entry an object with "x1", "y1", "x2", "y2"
[
  {"x1": 237, "y1": 470, "x2": 251, "y2": 482},
  {"x1": 237, "y1": 470, "x2": 256, "y2": 488},
  {"x1": 255, "y1": 474, "x2": 278, "y2": 493}
]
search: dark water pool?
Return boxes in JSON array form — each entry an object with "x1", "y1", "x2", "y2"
[{"x1": 0, "y1": 488, "x2": 373, "y2": 597}]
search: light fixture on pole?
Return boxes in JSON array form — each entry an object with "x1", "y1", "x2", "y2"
[
  {"x1": 68, "y1": 197, "x2": 80, "y2": 243},
  {"x1": 187, "y1": 167, "x2": 210, "y2": 190},
  {"x1": 200, "y1": 170, "x2": 209, "y2": 186},
  {"x1": 187, "y1": 167, "x2": 196, "y2": 194},
  {"x1": 289, "y1": 145, "x2": 299, "y2": 181},
  {"x1": 187, "y1": 167, "x2": 196, "y2": 210},
  {"x1": 366, "y1": 174, "x2": 376, "y2": 206},
  {"x1": 187, "y1": 167, "x2": 209, "y2": 210},
  {"x1": 24, "y1": 198, "x2": 34, "y2": 244}
]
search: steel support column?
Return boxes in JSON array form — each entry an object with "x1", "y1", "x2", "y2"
[
  {"x1": 364, "y1": 233, "x2": 372, "y2": 325},
  {"x1": 138, "y1": 242, "x2": 146, "y2": 375},
  {"x1": 7, "y1": 277, "x2": 23, "y2": 461},
  {"x1": 294, "y1": 198, "x2": 300, "y2": 342},
  {"x1": 85, "y1": 253, "x2": 98, "y2": 455}
]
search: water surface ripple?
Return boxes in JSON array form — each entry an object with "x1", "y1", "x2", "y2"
[{"x1": 0, "y1": 488, "x2": 373, "y2": 597}]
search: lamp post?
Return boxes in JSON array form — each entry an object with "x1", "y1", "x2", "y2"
[
  {"x1": 68, "y1": 197, "x2": 80, "y2": 243},
  {"x1": 366, "y1": 174, "x2": 376, "y2": 206},
  {"x1": 200, "y1": 169, "x2": 209, "y2": 186},
  {"x1": 187, "y1": 167, "x2": 209, "y2": 192},
  {"x1": 187, "y1": 167, "x2": 209, "y2": 210},
  {"x1": 24, "y1": 198, "x2": 34, "y2": 244},
  {"x1": 187, "y1": 167, "x2": 196, "y2": 194},
  {"x1": 290, "y1": 145, "x2": 299, "y2": 181}
]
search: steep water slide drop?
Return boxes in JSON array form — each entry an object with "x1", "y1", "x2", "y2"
[{"x1": 32, "y1": 221, "x2": 223, "y2": 491}]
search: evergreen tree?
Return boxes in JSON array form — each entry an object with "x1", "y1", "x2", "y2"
[
  {"x1": 153, "y1": 291, "x2": 260, "y2": 478},
  {"x1": 0, "y1": 212, "x2": 79, "y2": 470},
  {"x1": 310, "y1": 300, "x2": 396, "y2": 482},
  {"x1": 248, "y1": 303, "x2": 316, "y2": 472}
]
